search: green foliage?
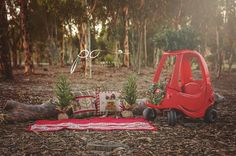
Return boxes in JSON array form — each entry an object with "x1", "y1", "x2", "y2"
[
  {"x1": 147, "y1": 82, "x2": 166, "y2": 105},
  {"x1": 55, "y1": 75, "x2": 73, "y2": 111},
  {"x1": 123, "y1": 75, "x2": 138, "y2": 105},
  {"x1": 154, "y1": 27, "x2": 200, "y2": 51},
  {"x1": 104, "y1": 54, "x2": 114, "y2": 65}
]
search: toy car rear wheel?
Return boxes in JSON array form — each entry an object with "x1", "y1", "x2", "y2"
[
  {"x1": 204, "y1": 108, "x2": 217, "y2": 123},
  {"x1": 167, "y1": 109, "x2": 177, "y2": 126},
  {"x1": 143, "y1": 108, "x2": 157, "y2": 121}
]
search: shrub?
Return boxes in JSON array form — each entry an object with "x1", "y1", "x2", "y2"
[
  {"x1": 104, "y1": 54, "x2": 114, "y2": 65},
  {"x1": 154, "y1": 26, "x2": 200, "y2": 51}
]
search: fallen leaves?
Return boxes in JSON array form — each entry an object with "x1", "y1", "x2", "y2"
[{"x1": 0, "y1": 67, "x2": 236, "y2": 155}]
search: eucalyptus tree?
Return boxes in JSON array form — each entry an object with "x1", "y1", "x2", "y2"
[
  {"x1": 184, "y1": 0, "x2": 216, "y2": 55},
  {"x1": 20, "y1": 0, "x2": 34, "y2": 74},
  {"x1": 122, "y1": 1, "x2": 130, "y2": 67},
  {"x1": 182, "y1": 0, "x2": 236, "y2": 77},
  {"x1": 224, "y1": 0, "x2": 236, "y2": 74},
  {"x1": 101, "y1": 0, "x2": 124, "y2": 66},
  {"x1": 0, "y1": 0, "x2": 13, "y2": 79},
  {"x1": 198, "y1": 0, "x2": 227, "y2": 78},
  {"x1": 29, "y1": 0, "x2": 80, "y2": 66},
  {"x1": 128, "y1": 0, "x2": 168, "y2": 72},
  {"x1": 28, "y1": 0, "x2": 51, "y2": 65},
  {"x1": 98, "y1": 0, "x2": 132, "y2": 68},
  {"x1": 7, "y1": 0, "x2": 22, "y2": 68},
  {"x1": 31, "y1": 0, "x2": 65, "y2": 66}
]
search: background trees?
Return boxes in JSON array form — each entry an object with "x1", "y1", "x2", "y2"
[
  {"x1": 0, "y1": 0, "x2": 13, "y2": 79},
  {"x1": 0, "y1": 0, "x2": 235, "y2": 79}
]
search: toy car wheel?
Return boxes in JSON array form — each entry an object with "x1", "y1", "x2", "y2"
[
  {"x1": 143, "y1": 108, "x2": 157, "y2": 121},
  {"x1": 167, "y1": 110, "x2": 177, "y2": 126},
  {"x1": 204, "y1": 108, "x2": 217, "y2": 123}
]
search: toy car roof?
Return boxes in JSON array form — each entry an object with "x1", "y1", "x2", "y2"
[
  {"x1": 161, "y1": 49, "x2": 211, "y2": 83},
  {"x1": 164, "y1": 49, "x2": 199, "y2": 55}
]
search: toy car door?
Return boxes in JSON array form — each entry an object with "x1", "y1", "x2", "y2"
[{"x1": 179, "y1": 54, "x2": 206, "y2": 113}]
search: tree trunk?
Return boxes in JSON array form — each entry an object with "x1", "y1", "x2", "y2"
[
  {"x1": 68, "y1": 24, "x2": 74, "y2": 64},
  {"x1": 228, "y1": 47, "x2": 235, "y2": 74},
  {"x1": 0, "y1": 0, "x2": 13, "y2": 80},
  {"x1": 12, "y1": 48, "x2": 18, "y2": 68},
  {"x1": 20, "y1": 0, "x2": 33, "y2": 74},
  {"x1": 123, "y1": 5, "x2": 130, "y2": 68},
  {"x1": 46, "y1": 41, "x2": 52, "y2": 66},
  {"x1": 135, "y1": 28, "x2": 140, "y2": 72},
  {"x1": 45, "y1": 15, "x2": 52, "y2": 66},
  {"x1": 144, "y1": 19, "x2": 147, "y2": 67},
  {"x1": 78, "y1": 22, "x2": 88, "y2": 77},
  {"x1": 2, "y1": 100, "x2": 58, "y2": 123},
  {"x1": 216, "y1": 27, "x2": 222, "y2": 78},
  {"x1": 153, "y1": 47, "x2": 157, "y2": 68},
  {"x1": 54, "y1": 17, "x2": 59, "y2": 64},
  {"x1": 138, "y1": 24, "x2": 143, "y2": 74},
  {"x1": 77, "y1": 0, "x2": 91, "y2": 77},
  {"x1": 173, "y1": 0, "x2": 182, "y2": 30},
  {"x1": 10, "y1": 30, "x2": 20, "y2": 69},
  {"x1": 18, "y1": 49, "x2": 22, "y2": 67},
  {"x1": 60, "y1": 35, "x2": 65, "y2": 67},
  {"x1": 35, "y1": 49, "x2": 40, "y2": 67},
  {"x1": 130, "y1": 25, "x2": 136, "y2": 68},
  {"x1": 114, "y1": 40, "x2": 121, "y2": 68},
  {"x1": 203, "y1": 24, "x2": 208, "y2": 57}
]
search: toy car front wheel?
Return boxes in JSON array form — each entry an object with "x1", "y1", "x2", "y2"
[
  {"x1": 167, "y1": 109, "x2": 177, "y2": 126},
  {"x1": 143, "y1": 108, "x2": 157, "y2": 121},
  {"x1": 204, "y1": 108, "x2": 217, "y2": 123}
]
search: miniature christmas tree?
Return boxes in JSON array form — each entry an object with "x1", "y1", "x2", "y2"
[
  {"x1": 55, "y1": 75, "x2": 73, "y2": 113},
  {"x1": 123, "y1": 75, "x2": 137, "y2": 106}
]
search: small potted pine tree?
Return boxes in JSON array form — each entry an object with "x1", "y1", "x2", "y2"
[
  {"x1": 121, "y1": 75, "x2": 138, "y2": 118},
  {"x1": 55, "y1": 75, "x2": 73, "y2": 120}
]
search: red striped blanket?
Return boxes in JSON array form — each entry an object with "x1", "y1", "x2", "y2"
[{"x1": 28, "y1": 117, "x2": 157, "y2": 132}]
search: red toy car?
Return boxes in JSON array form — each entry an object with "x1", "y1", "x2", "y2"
[{"x1": 145, "y1": 50, "x2": 217, "y2": 126}]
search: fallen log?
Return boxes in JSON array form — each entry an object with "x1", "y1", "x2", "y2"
[{"x1": 2, "y1": 99, "x2": 58, "y2": 123}]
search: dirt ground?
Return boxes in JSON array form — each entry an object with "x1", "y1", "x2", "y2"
[{"x1": 0, "y1": 65, "x2": 235, "y2": 156}]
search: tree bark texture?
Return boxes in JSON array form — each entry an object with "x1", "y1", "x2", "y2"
[
  {"x1": 10, "y1": 29, "x2": 21, "y2": 68},
  {"x1": 138, "y1": 24, "x2": 143, "y2": 74},
  {"x1": 123, "y1": 5, "x2": 130, "y2": 68},
  {"x1": 228, "y1": 49, "x2": 235, "y2": 74},
  {"x1": 216, "y1": 26, "x2": 222, "y2": 78},
  {"x1": 61, "y1": 35, "x2": 65, "y2": 67},
  {"x1": 0, "y1": 0, "x2": 13, "y2": 79},
  {"x1": 2, "y1": 100, "x2": 58, "y2": 123},
  {"x1": 12, "y1": 45, "x2": 18, "y2": 68},
  {"x1": 20, "y1": 0, "x2": 33, "y2": 74},
  {"x1": 78, "y1": 22, "x2": 89, "y2": 77},
  {"x1": 144, "y1": 19, "x2": 147, "y2": 67},
  {"x1": 173, "y1": 0, "x2": 182, "y2": 30}
]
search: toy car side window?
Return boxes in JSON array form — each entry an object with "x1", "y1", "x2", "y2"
[
  {"x1": 190, "y1": 57, "x2": 203, "y2": 81},
  {"x1": 159, "y1": 56, "x2": 176, "y2": 83}
]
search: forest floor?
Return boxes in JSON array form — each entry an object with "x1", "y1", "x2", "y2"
[{"x1": 0, "y1": 65, "x2": 235, "y2": 155}]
